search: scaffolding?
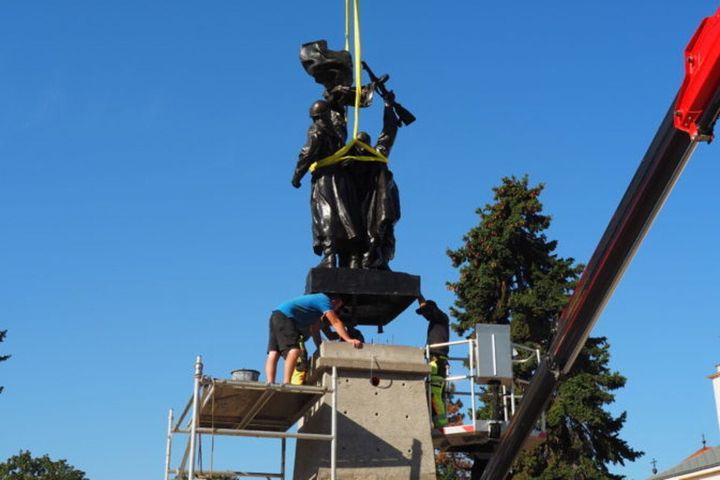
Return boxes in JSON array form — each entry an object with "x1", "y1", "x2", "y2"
[{"x1": 165, "y1": 356, "x2": 338, "y2": 480}]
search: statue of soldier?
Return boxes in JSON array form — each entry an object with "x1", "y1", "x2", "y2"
[
  {"x1": 295, "y1": 40, "x2": 377, "y2": 268},
  {"x1": 352, "y1": 92, "x2": 401, "y2": 270},
  {"x1": 292, "y1": 100, "x2": 362, "y2": 268}
]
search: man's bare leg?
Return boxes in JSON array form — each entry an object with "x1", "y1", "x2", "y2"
[
  {"x1": 265, "y1": 351, "x2": 280, "y2": 383},
  {"x1": 283, "y1": 348, "x2": 301, "y2": 384}
]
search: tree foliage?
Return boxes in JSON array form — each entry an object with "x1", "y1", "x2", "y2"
[
  {"x1": 0, "y1": 451, "x2": 88, "y2": 480},
  {"x1": 435, "y1": 392, "x2": 472, "y2": 479},
  {"x1": 445, "y1": 176, "x2": 642, "y2": 479},
  {"x1": 0, "y1": 329, "x2": 9, "y2": 395}
]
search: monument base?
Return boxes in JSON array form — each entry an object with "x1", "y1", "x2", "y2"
[
  {"x1": 294, "y1": 342, "x2": 437, "y2": 480},
  {"x1": 305, "y1": 268, "x2": 420, "y2": 327}
]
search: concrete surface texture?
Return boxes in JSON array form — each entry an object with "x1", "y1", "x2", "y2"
[{"x1": 294, "y1": 343, "x2": 437, "y2": 480}]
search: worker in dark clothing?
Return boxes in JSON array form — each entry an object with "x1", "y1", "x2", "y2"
[{"x1": 416, "y1": 296, "x2": 450, "y2": 428}]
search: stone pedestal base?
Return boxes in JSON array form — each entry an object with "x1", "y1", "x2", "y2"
[
  {"x1": 294, "y1": 343, "x2": 437, "y2": 480},
  {"x1": 305, "y1": 268, "x2": 420, "y2": 328}
]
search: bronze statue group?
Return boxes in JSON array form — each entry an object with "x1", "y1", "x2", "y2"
[
  {"x1": 264, "y1": 41, "x2": 450, "y2": 428},
  {"x1": 292, "y1": 40, "x2": 402, "y2": 271}
]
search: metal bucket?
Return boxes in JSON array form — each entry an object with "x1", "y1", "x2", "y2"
[{"x1": 231, "y1": 369, "x2": 260, "y2": 382}]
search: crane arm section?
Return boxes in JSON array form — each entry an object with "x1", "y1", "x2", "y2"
[{"x1": 480, "y1": 7, "x2": 720, "y2": 480}]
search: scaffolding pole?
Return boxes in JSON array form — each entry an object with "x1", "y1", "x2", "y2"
[
  {"x1": 280, "y1": 438, "x2": 286, "y2": 480},
  {"x1": 165, "y1": 409, "x2": 174, "y2": 480},
  {"x1": 331, "y1": 366, "x2": 337, "y2": 480},
  {"x1": 188, "y1": 355, "x2": 203, "y2": 480}
]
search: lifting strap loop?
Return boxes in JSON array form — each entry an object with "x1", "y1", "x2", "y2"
[{"x1": 309, "y1": 138, "x2": 387, "y2": 173}]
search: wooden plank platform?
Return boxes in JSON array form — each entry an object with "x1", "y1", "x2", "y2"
[{"x1": 197, "y1": 380, "x2": 328, "y2": 432}]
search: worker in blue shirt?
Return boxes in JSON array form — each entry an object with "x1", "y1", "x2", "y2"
[{"x1": 265, "y1": 292, "x2": 363, "y2": 384}]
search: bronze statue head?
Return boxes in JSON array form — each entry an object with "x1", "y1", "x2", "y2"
[
  {"x1": 309, "y1": 100, "x2": 330, "y2": 119},
  {"x1": 357, "y1": 131, "x2": 371, "y2": 145}
]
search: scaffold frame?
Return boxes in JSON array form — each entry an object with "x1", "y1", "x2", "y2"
[{"x1": 165, "y1": 356, "x2": 338, "y2": 480}]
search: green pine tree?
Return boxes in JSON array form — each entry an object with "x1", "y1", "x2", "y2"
[{"x1": 446, "y1": 175, "x2": 642, "y2": 479}]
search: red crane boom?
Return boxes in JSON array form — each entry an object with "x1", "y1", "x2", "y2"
[{"x1": 480, "y1": 8, "x2": 720, "y2": 479}]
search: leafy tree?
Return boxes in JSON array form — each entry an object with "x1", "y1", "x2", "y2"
[
  {"x1": 435, "y1": 393, "x2": 472, "y2": 479},
  {"x1": 0, "y1": 451, "x2": 88, "y2": 480},
  {"x1": 0, "y1": 329, "x2": 9, "y2": 395},
  {"x1": 445, "y1": 175, "x2": 642, "y2": 479}
]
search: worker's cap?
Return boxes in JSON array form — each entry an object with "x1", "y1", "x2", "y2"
[{"x1": 415, "y1": 300, "x2": 437, "y2": 315}]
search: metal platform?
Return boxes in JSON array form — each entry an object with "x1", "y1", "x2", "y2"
[
  {"x1": 432, "y1": 421, "x2": 546, "y2": 452},
  {"x1": 425, "y1": 336, "x2": 546, "y2": 456},
  {"x1": 165, "y1": 357, "x2": 339, "y2": 480},
  {"x1": 196, "y1": 379, "x2": 328, "y2": 432}
]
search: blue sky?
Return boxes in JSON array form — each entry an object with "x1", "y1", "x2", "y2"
[{"x1": 1, "y1": 1, "x2": 719, "y2": 479}]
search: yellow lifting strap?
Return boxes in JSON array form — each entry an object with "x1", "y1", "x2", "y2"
[
  {"x1": 344, "y1": 0, "x2": 362, "y2": 138},
  {"x1": 350, "y1": 0, "x2": 362, "y2": 140},
  {"x1": 344, "y1": 0, "x2": 351, "y2": 52},
  {"x1": 309, "y1": 0, "x2": 387, "y2": 173},
  {"x1": 309, "y1": 137, "x2": 387, "y2": 173}
]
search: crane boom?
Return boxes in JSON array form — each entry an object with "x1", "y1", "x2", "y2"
[{"x1": 480, "y1": 8, "x2": 720, "y2": 480}]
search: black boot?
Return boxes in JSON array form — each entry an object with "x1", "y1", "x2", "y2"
[
  {"x1": 349, "y1": 253, "x2": 362, "y2": 269},
  {"x1": 378, "y1": 245, "x2": 393, "y2": 271},
  {"x1": 337, "y1": 253, "x2": 350, "y2": 268},
  {"x1": 318, "y1": 248, "x2": 337, "y2": 268},
  {"x1": 361, "y1": 245, "x2": 383, "y2": 269}
]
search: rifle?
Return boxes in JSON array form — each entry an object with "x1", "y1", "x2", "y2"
[{"x1": 361, "y1": 61, "x2": 416, "y2": 127}]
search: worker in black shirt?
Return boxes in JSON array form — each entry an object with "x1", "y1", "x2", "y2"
[{"x1": 416, "y1": 296, "x2": 449, "y2": 428}]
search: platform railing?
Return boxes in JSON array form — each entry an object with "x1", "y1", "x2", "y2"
[{"x1": 425, "y1": 340, "x2": 546, "y2": 435}]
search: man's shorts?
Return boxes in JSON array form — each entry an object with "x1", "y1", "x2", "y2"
[{"x1": 267, "y1": 310, "x2": 301, "y2": 356}]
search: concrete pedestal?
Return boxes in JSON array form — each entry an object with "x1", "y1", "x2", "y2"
[{"x1": 294, "y1": 343, "x2": 437, "y2": 480}]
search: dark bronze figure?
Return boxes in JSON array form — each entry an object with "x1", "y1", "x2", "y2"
[
  {"x1": 295, "y1": 40, "x2": 411, "y2": 270},
  {"x1": 300, "y1": 40, "x2": 353, "y2": 92},
  {"x1": 362, "y1": 61, "x2": 416, "y2": 127},
  {"x1": 353, "y1": 94, "x2": 401, "y2": 270},
  {"x1": 301, "y1": 40, "x2": 375, "y2": 143},
  {"x1": 292, "y1": 100, "x2": 361, "y2": 268}
]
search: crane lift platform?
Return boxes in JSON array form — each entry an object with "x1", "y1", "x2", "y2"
[{"x1": 427, "y1": 325, "x2": 546, "y2": 456}]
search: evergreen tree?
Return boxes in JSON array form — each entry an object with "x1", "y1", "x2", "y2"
[
  {"x1": 0, "y1": 329, "x2": 9, "y2": 395},
  {"x1": 0, "y1": 451, "x2": 88, "y2": 480},
  {"x1": 446, "y1": 175, "x2": 642, "y2": 479}
]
